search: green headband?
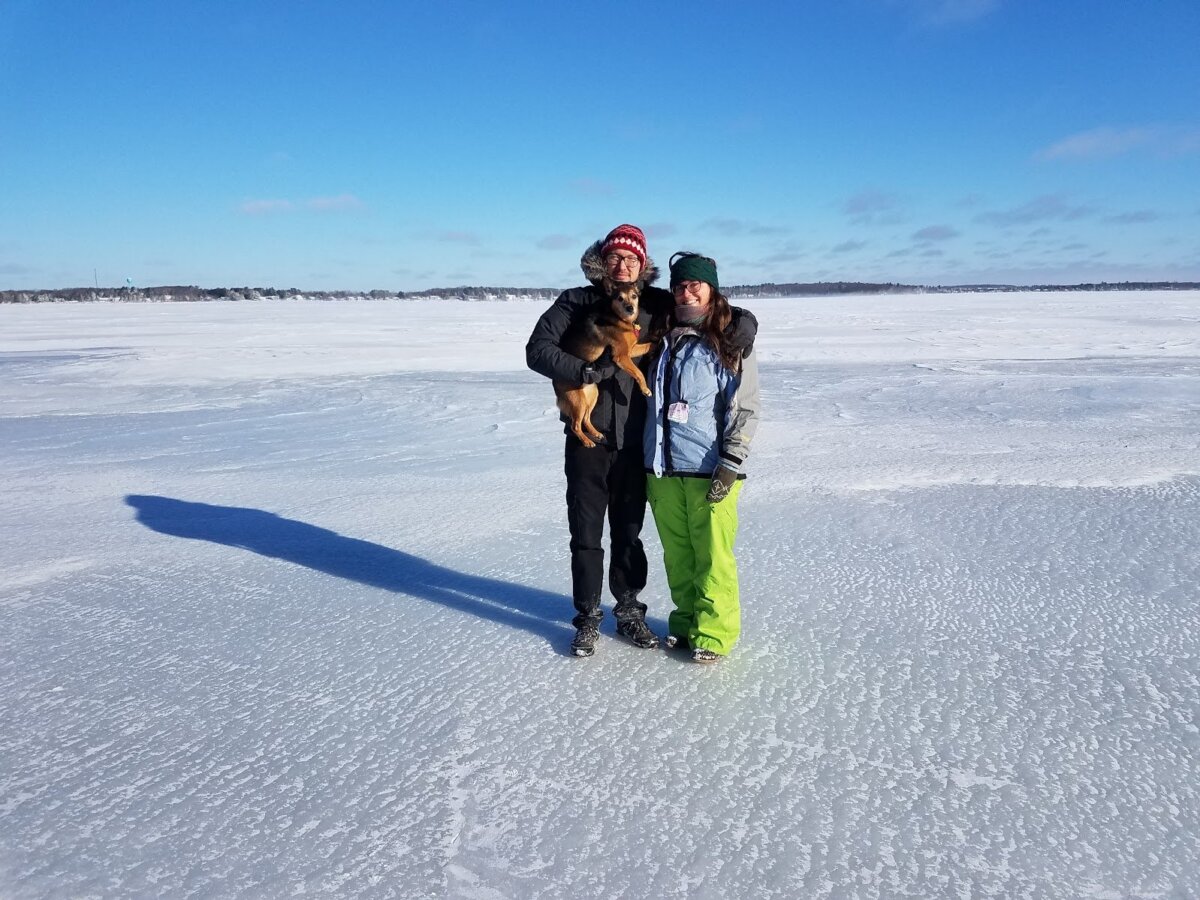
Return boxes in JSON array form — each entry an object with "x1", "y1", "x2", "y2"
[{"x1": 669, "y1": 254, "x2": 719, "y2": 292}]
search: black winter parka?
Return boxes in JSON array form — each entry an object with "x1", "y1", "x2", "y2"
[{"x1": 525, "y1": 281, "x2": 673, "y2": 451}]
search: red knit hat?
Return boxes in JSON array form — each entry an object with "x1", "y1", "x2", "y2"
[{"x1": 600, "y1": 224, "x2": 647, "y2": 267}]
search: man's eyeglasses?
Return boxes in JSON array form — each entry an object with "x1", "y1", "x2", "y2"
[{"x1": 605, "y1": 254, "x2": 641, "y2": 269}]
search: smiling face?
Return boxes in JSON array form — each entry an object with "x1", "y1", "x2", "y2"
[
  {"x1": 672, "y1": 279, "x2": 712, "y2": 313},
  {"x1": 605, "y1": 251, "x2": 643, "y2": 285}
]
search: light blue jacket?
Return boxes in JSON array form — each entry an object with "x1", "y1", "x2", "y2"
[{"x1": 643, "y1": 327, "x2": 760, "y2": 478}]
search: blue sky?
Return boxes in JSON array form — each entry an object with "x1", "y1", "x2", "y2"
[{"x1": 2, "y1": 0, "x2": 1198, "y2": 290}]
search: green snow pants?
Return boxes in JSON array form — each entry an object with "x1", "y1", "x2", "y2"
[{"x1": 646, "y1": 475, "x2": 744, "y2": 656}]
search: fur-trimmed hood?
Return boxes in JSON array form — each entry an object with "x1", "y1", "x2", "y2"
[{"x1": 579, "y1": 239, "x2": 661, "y2": 289}]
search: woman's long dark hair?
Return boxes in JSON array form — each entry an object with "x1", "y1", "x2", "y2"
[{"x1": 671, "y1": 252, "x2": 742, "y2": 373}]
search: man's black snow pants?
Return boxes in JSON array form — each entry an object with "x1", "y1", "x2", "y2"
[{"x1": 564, "y1": 436, "x2": 649, "y2": 628}]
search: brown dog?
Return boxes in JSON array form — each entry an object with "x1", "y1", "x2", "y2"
[{"x1": 553, "y1": 284, "x2": 655, "y2": 448}]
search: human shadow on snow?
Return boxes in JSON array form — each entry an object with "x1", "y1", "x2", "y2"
[{"x1": 124, "y1": 494, "x2": 581, "y2": 652}]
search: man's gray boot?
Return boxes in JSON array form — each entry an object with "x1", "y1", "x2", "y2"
[
  {"x1": 571, "y1": 619, "x2": 601, "y2": 657},
  {"x1": 615, "y1": 617, "x2": 660, "y2": 649}
]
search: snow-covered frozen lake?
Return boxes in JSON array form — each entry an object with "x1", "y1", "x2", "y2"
[{"x1": 2, "y1": 292, "x2": 1198, "y2": 899}]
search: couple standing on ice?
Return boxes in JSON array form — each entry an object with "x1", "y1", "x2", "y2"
[{"x1": 526, "y1": 224, "x2": 760, "y2": 663}]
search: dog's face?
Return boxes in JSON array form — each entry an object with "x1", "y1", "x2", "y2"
[{"x1": 611, "y1": 283, "x2": 640, "y2": 322}]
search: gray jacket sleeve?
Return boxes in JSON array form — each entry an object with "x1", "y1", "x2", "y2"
[{"x1": 720, "y1": 347, "x2": 760, "y2": 473}]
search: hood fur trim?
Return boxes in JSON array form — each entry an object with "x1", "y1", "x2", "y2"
[{"x1": 580, "y1": 239, "x2": 660, "y2": 289}]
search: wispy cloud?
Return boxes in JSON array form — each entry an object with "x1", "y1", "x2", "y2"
[
  {"x1": 1036, "y1": 125, "x2": 1200, "y2": 161},
  {"x1": 392, "y1": 267, "x2": 436, "y2": 282},
  {"x1": 568, "y1": 177, "x2": 615, "y2": 197},
  {"x1": 537, "y1": 234, "x2": 576, "y2": 251},
  {"x1": 1036, "y1": 127, "x2": 1155, "y2": 161},
  {"x1": 307, "y1": 194, "x2": 365, "y2": 212},
  {"x1": 240, "y1": 199, "x2": 294, "y2": 215},
  {"x1": 842, "y1": 190, "x2": 905, "y2": 225},
  {"x1": 0, "y1": 262, "x2": 34, "y2": 275},
  {"x1": 703, "y1": 218, "x2": 744, "y2": 236},
  {"x1": 912, "y1": 225, "x2": 960, "y2": 242},
  {"x1": 722, "y1": 114, "x2": 763, "y2": 135},
  {"x1": 975, "y1": 194, "x2": 1096, "y2": 227},
  {"x1": 759, "y1": 249, "x2": 808, "y2": 265},
  {"x1": 892, "y1": 0, "x2": 1001, "y2": 26},
  {"x1": 239, "y1": 194, "x2": 365, "y2": 215},
  {"x1": 1105, "y1": 210, "x2": 1161, "y2": 224},
  {"x1": 757, "y1": 240, "x2": 808, "y2": 266},
  {"x1": 832, "y1": 240, "x2": 868, "y2": 254},
  {"x1": 434, "y1": 231, "x2": 482, "y2": 245},
  {"x1": 643, "y1": 222, "x2": 677, "y2": 239},
  {"x1": 702, "y1": 218, "x2": 788, "y2": 237},
  {"x1": 843, "y1": 190, "x2": 898, "y2": 215}
]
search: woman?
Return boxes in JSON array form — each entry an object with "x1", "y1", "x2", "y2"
[{"x1": 643, "y1": 252, "x2": 760, "y2": 663}]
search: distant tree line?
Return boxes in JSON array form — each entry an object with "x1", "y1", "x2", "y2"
[
  {"x1": 724, "y1": 281, "x2": 919, "y2": 298},
  {"x1": 0, "y1": 285, "x2": 562, "y2": 304},
  {"x1": 2, "y1": 280, "x2": 1197, "y2": 304}
]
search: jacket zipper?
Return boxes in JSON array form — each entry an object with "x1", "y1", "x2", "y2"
[{"x1": 662, "y1": 333, "x2": 678, "y2": 475}]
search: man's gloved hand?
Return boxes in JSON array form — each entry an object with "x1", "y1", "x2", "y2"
[
  {"x1": 706, "y1": 465, "x2": 739, "y2": 503},
  {"x1": 728, "y1": 308, "x2": 758, "y2": 358},
  {"x1": 581, "y1": 348, "x2": 617, "y2": 384},
  {"x1": 581, "y1": 360, "x2": 617, "y2": 383}
]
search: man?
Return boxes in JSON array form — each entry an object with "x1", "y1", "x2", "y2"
[{"x1": 526, "y1": 224, "x2": 671, "y2": 656}]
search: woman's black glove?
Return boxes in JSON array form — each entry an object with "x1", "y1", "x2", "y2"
[{"x1": 706, "y1": 466, "x2": 739, "y2": 503}]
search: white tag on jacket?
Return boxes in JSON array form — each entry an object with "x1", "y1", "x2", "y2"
[{"x1": 668, "y1": 401, "x2": 689, "y2": 424}]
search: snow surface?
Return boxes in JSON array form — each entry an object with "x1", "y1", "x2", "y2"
[{"x1": 2, "y1": 292, "x2": 1198, "y2": 899}]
